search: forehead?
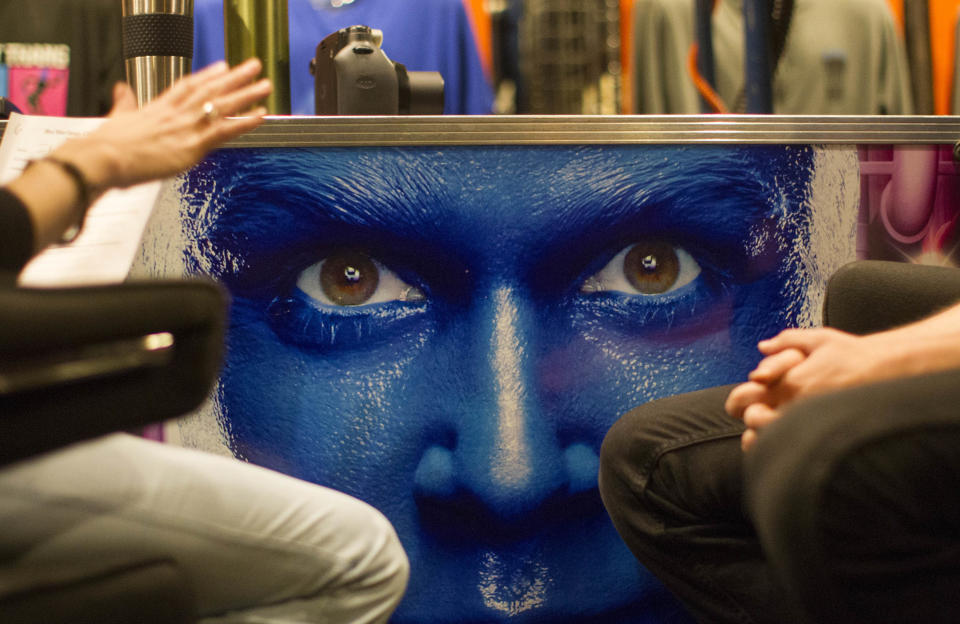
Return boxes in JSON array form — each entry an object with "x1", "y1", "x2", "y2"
[
  {"x1": 204, "y1": 144, "x2": 811, "y2": 191},
  {"x1": 187, "y1": 144, "x2": 814, "y2": 245}
]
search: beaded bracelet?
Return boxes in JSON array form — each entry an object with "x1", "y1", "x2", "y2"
[{"x1": 25, "y1": 156, "x2": 94, "y2": 243}]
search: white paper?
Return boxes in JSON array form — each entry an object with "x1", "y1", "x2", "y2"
[{"x1": 0, "y1": 113, "x2": 164, "y2": 287}]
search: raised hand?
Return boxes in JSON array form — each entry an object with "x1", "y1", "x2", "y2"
[
  {"x1": 54, "y1": 58, "x2": 272, "y2": 191},
  {"x1": 6, "y1": 59, "x2": 272, "y2": 253}
]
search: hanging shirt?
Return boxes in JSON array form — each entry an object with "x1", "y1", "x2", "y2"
[
  {"x1": 193, "y1": 0, "x2": 494, "y2": 115},
  {"x1": 631, "y1": 0, "x2": 914, "y2": 114},
  {"x1": 0, "y1": 0, "x2": 122, "y2": 117},
  {"x1": 630, "y1": 0, "x2": 702, "y2": 114}
]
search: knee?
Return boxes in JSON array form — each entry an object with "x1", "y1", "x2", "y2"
[
  {"x1": 746, "y1": 370, "x2": 960, "y2": 536},
  {"x1": 743, "y1": 388, "x2": 889, "y2": 612},
  {"x1": 598, "y1": 401, "x2": 666, "y2": 511},
  {"x1": 376, "y1": 516, "x2": 410, "y2": 603},
  {"x1": 600, "y1": 385, "x2": 744, "y2": 522},
  {"x1": 745, "y1": 401, "x2": 827, "y2": 558},
  {"x1": 743, "y1": 389, "x2": 952, "y2": 624},
  {"x1": 745, "y1": 384, "x2": 886, "y2": 553},
  {"x1": 356, "y1": 506, "x2": 410, "y2": 604},
  {"x1": 297, "y1": 492, "x2": 409, "y2": 615}
]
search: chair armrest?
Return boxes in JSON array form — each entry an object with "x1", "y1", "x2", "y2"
[
  {"x1": 0, "y1": 280, "x2": 227, "y2": 466},
  {"x1": 823, "y1": 260, "x2": 960, "y2": 335}
]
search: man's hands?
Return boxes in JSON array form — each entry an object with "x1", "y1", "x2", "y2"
[
  {"x1": 725, "y1": 327, "x2": 916, "y2": 451},
  {"x1": 726, "y1": 295, "x2": 960, "y2": 451}
]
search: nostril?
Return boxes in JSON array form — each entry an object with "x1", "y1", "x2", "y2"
[
  {"x1": 414, "y1": 445, "x2": 457, "y2": 498},
  {"x1": 414, "y1": 439, "x2": 605, "y2": 536},
  {"x1": 563, "y1": 442, "x2": 600, "y2": 495}
]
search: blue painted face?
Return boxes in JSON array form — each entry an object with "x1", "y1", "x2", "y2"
[{"x1": 179, "y1": 145, "x2": 818, "y2": 623}]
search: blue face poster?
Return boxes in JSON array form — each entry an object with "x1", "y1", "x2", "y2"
[{"x1": 138, "y1": 141, "x2": 858, "y2": 623}]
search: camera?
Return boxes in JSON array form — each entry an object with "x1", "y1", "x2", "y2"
[{"x1": 310, "y1": 25, "x2": 445, "y2": 115}]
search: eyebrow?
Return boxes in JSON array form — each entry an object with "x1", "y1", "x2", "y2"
[
  {"x1": 522, "y1": 147, "x2": 812, "y2": 281},
  {"x1": 547, "y1": 146, "x2": 797, "y2": 232},
  {"x1": 191, "y1": 146, "x2": 812, "y2": 285},
  {"x1": 207, "y1": 149, "x2": 453, "y2": 244},
  {"x1": 190, "y1": 150, "x2": 476, "y2": 293}
]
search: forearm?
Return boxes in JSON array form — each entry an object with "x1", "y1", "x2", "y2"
[
  {"x1": 878, "y1": 300, "x2": 960, "y2": 376},
  {"x1": 0, "y1": 189, "x2": 35, "y2": 277}
]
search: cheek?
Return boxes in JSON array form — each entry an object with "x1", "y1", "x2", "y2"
[
  {"x1": 550, "y1": 328, "x2": 758, "y2": 421},
  {"x1": 217, "y1": 322, "x2": 429, "y2": 490},
  {"x1": 734, "y1": 277, "x2": 803, "y2": 339}
]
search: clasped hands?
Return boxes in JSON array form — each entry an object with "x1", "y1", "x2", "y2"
[{"x1": 725, "y1": 327, "x2": 902, "y2": 451}]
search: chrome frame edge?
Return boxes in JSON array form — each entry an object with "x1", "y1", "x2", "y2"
[
  {"x1": 226, "y1": 115, "x2": 960, "y2": 147},
  {"x1": 3, "y1": 115, "x2": 960, "y2": 147}
]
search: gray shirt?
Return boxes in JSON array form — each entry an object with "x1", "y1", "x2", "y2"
[{"x1": 631, "y1": 0, "x2": 914, "y2": 114}]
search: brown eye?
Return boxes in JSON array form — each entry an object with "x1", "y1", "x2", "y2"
[
  {"x1": 297, "y1": 251, "x2": 425, "y2": 307},
  {"x1": 623, "y1": 241, "x2": 680, "y2": 294},
  {"x1": 319, "y1": 250, "x2": 379, "y2": 305},
  {"x1": 581, "y1": 241, "x2": 700, "y2": 296}
]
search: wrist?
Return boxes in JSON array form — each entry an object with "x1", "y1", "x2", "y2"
[
  {"x1": 50, "y1": 137, "x2": 121, "y2": 193},
  {"x1": 23, "y1": 156, "x2": 97, "y2": 243}
]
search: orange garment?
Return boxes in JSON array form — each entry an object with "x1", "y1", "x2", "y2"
[
  {"x1": 463, "y1": 0, "x2": 493, "y2": 80},
  {"x1": 929, "y1": 0, "x2": 960, "y2": 113},
  {"x1": 887, "y1": 0, "x2": 904, "y2": 33}
]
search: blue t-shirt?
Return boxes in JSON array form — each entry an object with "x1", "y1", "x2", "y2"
[{"x1": 193, "y1": 0, "x2": 493, "y2": 115}]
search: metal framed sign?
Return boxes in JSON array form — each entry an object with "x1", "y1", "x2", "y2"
[{"x1": 129, "y1": 116, "x2": 959, "y2": 624}]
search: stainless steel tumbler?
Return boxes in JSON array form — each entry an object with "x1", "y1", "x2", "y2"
[{"x1": 121, "y1": 0, "x2": 194, "y2": 108}]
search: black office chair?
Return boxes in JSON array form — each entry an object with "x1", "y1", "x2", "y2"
[
  {"x1": 823, "y1": 260, "x2": 960, "y2": 334},
  {"x1": 0, "y1": 279, "x2": 227, "y2": 624}
]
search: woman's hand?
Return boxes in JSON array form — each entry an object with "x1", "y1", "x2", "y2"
[
  {"x1": 6, "y1": 59, "x2": 272, "y2": 252},
  {"x1": 52, "y1": 58, "x2": 272, "y2": 191}
]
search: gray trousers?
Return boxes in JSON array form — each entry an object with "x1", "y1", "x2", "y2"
[{"x1": 0, "y1": 433, "x2": 409, "y2": 623}]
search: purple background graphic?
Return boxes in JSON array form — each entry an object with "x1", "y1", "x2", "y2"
[{"x1": 859, "y1": 145, "x2": 960, "y2": 265}]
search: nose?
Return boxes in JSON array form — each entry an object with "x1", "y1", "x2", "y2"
[{"x1": 413, "y1": 286, "x2": 601, "y2": 528}]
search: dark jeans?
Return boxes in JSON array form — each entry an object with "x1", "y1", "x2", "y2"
[{"x1": 598, "y1": 369, "x2": 960, "y2": 624}]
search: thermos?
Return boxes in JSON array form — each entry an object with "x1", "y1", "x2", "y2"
[{"x1": 121, "y1": 0, "x2": 194, "y2": 108}]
